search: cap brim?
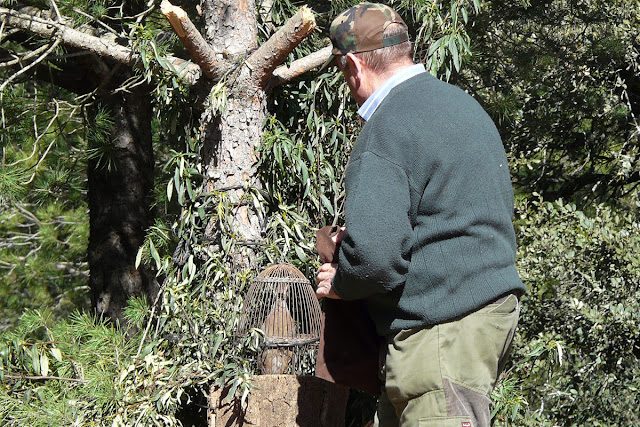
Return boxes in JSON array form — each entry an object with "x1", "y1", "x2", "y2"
[{"x1": 319, "y1": 53, "x2": 337, "y2": 72}]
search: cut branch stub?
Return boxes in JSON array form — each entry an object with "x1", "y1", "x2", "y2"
[
  {"x1": 160, "y1": 0, "x2": 224, "y2": 80},
  {"x1": 246, "y1": 6, "x2": 317, "y2": 87},
  {"x1": 269, "y1": 45, "x2": 332, "y2": 88}
]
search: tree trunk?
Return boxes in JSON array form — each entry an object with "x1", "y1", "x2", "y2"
[
  {"x1": 88, "y1": 83, "x2": 158, "y2": 325},
  {"x1": 200, "y1": 0, "x2": 265, "y2": 252}
]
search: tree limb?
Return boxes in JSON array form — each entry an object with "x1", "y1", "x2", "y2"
[
  {"x1": 1, "y1": 373, "x2": 89, "y2": 384},
  {"x1": 0, "y1": 41, "x2": 50, "y2": 68},
  {"x1": 269, "y1": 45, "x2": 332, "y2": 87},
  {"x1": 1, "y1": 7, "x2": 134, "y2": 64},
  {"x1": 4, "y1": 4, "x2": 332, "y2": 89},
  {"x1": 160, "y1": 0, "x2": 223, "y2": 80},
  {"x1": 246, "y1": 6, "x2": 317, "y2": 87},
  {"x1": 0, "y1": 6, "x2": 202, "y2": 84},
  {"x1": 0, "y1": 38, "x2": 60, "y2": 92}
]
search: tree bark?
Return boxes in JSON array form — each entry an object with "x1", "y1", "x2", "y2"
[
  {"x1": 191, "y1": 1, "x2": 324, "y2": 253},
  {"x1": 198, "y1": 0, "x2": 265, "y2": 249},
  {"x1": 208, "y1": 375, "x2": 349, "y2": 426},
  {"x1": 88, "y1": 82, "x2": 158, "y2": 325}
]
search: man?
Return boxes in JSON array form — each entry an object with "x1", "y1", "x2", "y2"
[{"x1": 315, "y1": 3, "x2": 526, "y2": 427}]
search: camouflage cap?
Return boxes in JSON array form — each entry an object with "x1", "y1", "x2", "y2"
[
  {"x1": 321, "y1": 3, "x2": 408, "y2": 70},
  {"x1": 329, "y1": 2, "x2": 408, "y2": 56}
]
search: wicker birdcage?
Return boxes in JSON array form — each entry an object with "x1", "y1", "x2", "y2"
[{"x1": 238, "y1": 263, "x2": 322, "y2": 375}]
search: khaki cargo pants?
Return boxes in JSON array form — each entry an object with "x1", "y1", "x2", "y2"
[{"x1": 374, "y1": 293, "x2": 520, "y2": 427}]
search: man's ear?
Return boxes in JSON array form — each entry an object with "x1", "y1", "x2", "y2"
[
  {"x1": 345, "y1": 52, "x2": 363, "y2": 80},
  {"x1": 345, "y1": 52, "x2": 366, "y2": 94}
]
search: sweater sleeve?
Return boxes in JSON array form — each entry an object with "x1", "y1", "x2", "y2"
[{"x1": 332, "y1": 151, "x2": 414, "y2": 300}]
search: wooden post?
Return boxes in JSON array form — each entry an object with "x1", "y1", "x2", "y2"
[{"x1": 209, "y1": 375, "x2": 350, "y2": 426}]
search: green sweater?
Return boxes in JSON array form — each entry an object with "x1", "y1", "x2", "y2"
[{"x1": 332, "y1": 72, "x2": 526, "y2": 336}]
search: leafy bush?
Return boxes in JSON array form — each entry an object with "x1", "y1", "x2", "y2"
[{"x1": 494, "y1": 197, "x2": 640, "y2": 426}]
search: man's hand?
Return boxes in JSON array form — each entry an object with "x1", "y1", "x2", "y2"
[{"x1": 316, "y1": 262, "x2": 342, "y2": 299}]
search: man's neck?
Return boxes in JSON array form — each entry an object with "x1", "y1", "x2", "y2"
[
  {"x1": 361, "y1": 61, "x2": 415, "y2": 104},
  {"x1": 357, "y1": 62, "x2": 426, "y2": 121}
]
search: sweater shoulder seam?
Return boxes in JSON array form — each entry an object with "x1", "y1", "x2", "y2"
[{"x1": 360, "y1": 150, "x2": 420, "y2": 193}]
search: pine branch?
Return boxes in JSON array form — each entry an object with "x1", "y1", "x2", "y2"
[
  {"x1": 0, "y1": 6, "x2": 202, "y2": 84},
  {"x1": 0, "y1": 42, "x2": 50, "y2": 68},
  {"x1": 269, "y1": 46, "x2": 332, "y2": 88},
  {"x1": 0, "y1": 38, "x2": 60, "y2": 92},
  {"x1": 246, "y1": 6, "x2": 317, "y2": 87},
  {"x1": 160, "y1": 0, "x2": 223, "y2": 80},
  {"x1": 3, "y1": 5, "x2": 329, "y2": 88}
]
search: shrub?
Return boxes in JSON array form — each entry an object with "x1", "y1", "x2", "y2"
[{"x1": 494, "y1": 197, "x2": 640, "y2": 426}]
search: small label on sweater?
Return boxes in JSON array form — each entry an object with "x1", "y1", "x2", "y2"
[{"x1": 461, "y1": 422, "x2": 472, "y2": 427}]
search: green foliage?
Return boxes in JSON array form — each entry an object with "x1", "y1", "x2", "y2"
[
  {"x1": 258, "y1": 72, "x2": 356, "y2": 265},
  {"x1": 401, "y1": 0, "x2": 481, "y2": 78},
  {"x1": 459, "y1": 0, "x2": 640, "y2": 203},
  {"x1": 85, "y1": 106, "x2": 116, "y2": 172},
  {"x1": 0, "y1": 164, "x2": 28, "y2": 204},
  {"x1": 0, "y1": 78, "x2": 90, "y2": 328},
  {"x1": 493, "y1": 197, "x2": 640, "y2": 425},
  {"x1": 0, "y1": 310, "x2": 136, "y2": 426}
]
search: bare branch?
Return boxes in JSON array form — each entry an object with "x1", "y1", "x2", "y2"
[
  {"x1": 71, "y1": 6, "x2": 120, "y2": 37},
  {"x1": 0, "y1": 6, "x2": 202, "y2": 84},
  {"x1": 0, "y1": 38, "x2": 61, "y2": 93},
  {"x1": 160, "y1": 0, "x2": 223, "y2": 80},
  {"x1": 1, "y1": 372, "x2": 89, "y2": 384},
  {"x1": 8, "y1": 98, "x2": 60, "y2": 169},
  {"x1": 48, "y1": 0, "x2": 61, "y2": 21},
  {"x1": 56, "y1": 262, "x2": 90, "y2": 278},
  {"x1": 22, "y1": 100, "x2": 63, "y2": 185},
  {"x1": 269, "y1": 46, "x2": 332, "y2": 87},
  {"x1": 1, "y1": 7, "x2": 134, "y2": 63},
  {"x1": 15, "y1": 204, "x2": 41, "y2": 226},
  {"x1": 0, "y1": 42, "x2": 50, "y2": 68},
  {"x1": 246, "y1": 6, "x2": 316, "y2": 86}
]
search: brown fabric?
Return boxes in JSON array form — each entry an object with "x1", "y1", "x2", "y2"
[
  {"x1": 314, "y1": 226, "x2": 382, "y2": 395},
  {"x1": 443, "y1": 378, "x2": 491, "y2": 427},
  {"x1": 316, "y1": 225, "x2": 341, "y2": 263}
]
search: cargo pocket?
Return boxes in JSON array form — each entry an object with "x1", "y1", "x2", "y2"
[
  {"x1": 477, "y1": 293, "x2": 520, "y2": 377},
  {"x1": 384, "y1": 327, "x2": 441, "y2": 404}
]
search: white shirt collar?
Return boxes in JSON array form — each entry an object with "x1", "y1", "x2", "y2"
[{"x1": 358, "y1": 63, "x2": 426, "y2": 121}]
